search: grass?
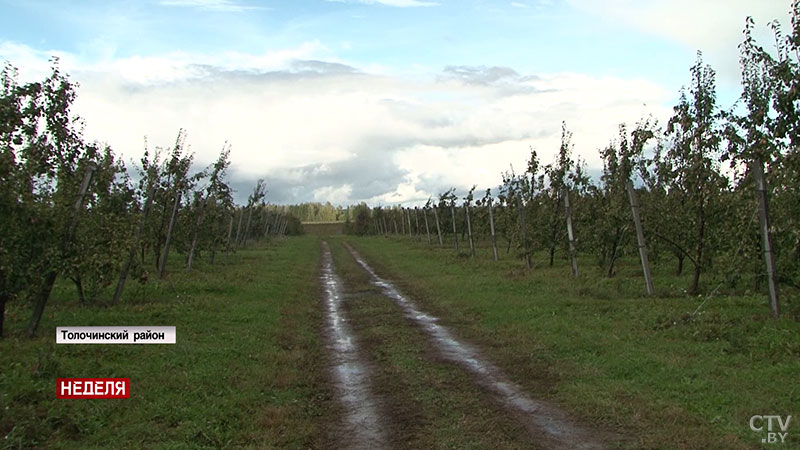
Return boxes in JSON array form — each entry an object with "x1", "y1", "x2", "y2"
[
  {"x1": 3, "y1": 232, "x2": 797, "y2": 449},
  {"x1": 342, "y1": 235, "x2": 800, "y2": 449},
  {"x1": 0, "y1": 236, "x2": 331, "y2": 449}
]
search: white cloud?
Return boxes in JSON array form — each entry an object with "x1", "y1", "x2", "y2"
[
  {"x1": 314, "y1": 184, "x2": 354, "y2": 204},
  {"x1": 2, "y1": 45, "x2": 672, "y2": 206}
]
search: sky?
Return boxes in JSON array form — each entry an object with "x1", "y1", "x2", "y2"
[{"x1": 0, "y1": 0, "x2": 792, "y2": 206}]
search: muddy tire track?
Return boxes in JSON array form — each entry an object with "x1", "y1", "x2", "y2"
[
  {"x1": 320, "y1": 241, "x2": 387, "y2": 449},
  {"x1": 343, "y1": 241, "x2": 606, "y2": 450}
]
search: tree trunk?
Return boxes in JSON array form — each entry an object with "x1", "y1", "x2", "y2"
[
  {"x1": 71, "y1": 275, "x2": 85, "y2": 304},
  {"x1": 606, "y1": 227, "x2": 621, "y2": 278},
  {"x1": 28, "y1": 165, "x2": 95, "y2": 337},
  {"x1": 186, "y1": 200, "x2": 206, "y2": 272},
  {"x1": 0, "y1": 294, "x2": 7, "y2": 338},
  {"x1": 688, "y1": 196, "x2": 705, "y2": 295},
  {"x1": 549, "y1": 217, "x2": 558, "y2": 267},
  {"x1": 159, "y1": 190, "x2": 181, "y2": 280},
  {"x1": 114, "y1": 184, "x2": 156, "y2": 305}
]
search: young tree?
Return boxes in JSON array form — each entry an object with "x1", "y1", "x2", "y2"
[{"x1": 665, "y1": 52, "x2": 728, "y2": 295}]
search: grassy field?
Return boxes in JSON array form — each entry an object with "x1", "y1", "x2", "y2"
[
  {"x1": 3, "y1": 234, "x2": 797, "y2": 449},
  {"x1": 1, "y1": 237, "x2": 331, "y2": 449},
  {"x1": 340, "y1": 235, "x2": 800, "y2": 449}
]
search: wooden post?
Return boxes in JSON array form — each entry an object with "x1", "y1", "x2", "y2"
[
  {"x1": 382, "y1": 216, "x2": 388, "y2": 236},
  {"x1": 563, "y1": 188, "x2": 579, "y2": 277},
  {"x1": 516, "y1": 194, "x2": 531, "y2": 269},
  {"x1": 28, "y1": 165, "x2": 95, "y2": 336},
  {"x1": 263, "y1": 209, "x2": 270, "y2": 239},
  {"x1": 185, "y1": 197, "x2": 207, "y2": 272},
  {"x1": 433, "y1": 206, "x2": 443, "y2": 246},
  {"x1": 450, "y1": 205, "x2": 459, "y2": 252},
  {"x1": 272, "y1": 210, "x2": 280, "y2": 235},
  {"x1": 400, "y1": 208, "x2": 406, "y2": 235},
  {"x1": 114, "y1": 183, "x2": 156, "y2": 304},
  {"x1": 626, "y1": 181, "x2": 655, "y2": 295},
  {"x1": 488, "y1": 197, "x2": 499, "y2": 261},
  {"x1": 209, "y1": 209, "x2": 220, "y2": 264},
  {"x1": 225, "y1": 213, "x2": 234, "y2": 252},
  {"x1": 159, "y1": 190, "x2": 181, "y2": 280},
  {"x1": 752, "y1": 159, "x2": 780, "y2": 317},
  {"x1": 423, "y1": 207, "x2": 432, "y2": 245},
  {"x1": 406, "y1": 208, "x2": 413, "y2": 236},
  {"x1": 414, "y1": 207, "x2": 420, "y2": 240},
  {"x1": 465, "y1": 204, "x2": 475, "y2": 257},
  {"x1": 281, "y1": 216, "x2": 288, "y2": 235},
  {"x1": 233, "y1": 207, "x2": 244, "y2": 250},
  {"x1": 243, "y1": 206, "x2": 253, "y2": 247}
]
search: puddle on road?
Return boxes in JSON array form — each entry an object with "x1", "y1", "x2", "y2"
[
  {"x1": 321, "y1": 241, "x2": 386, "y2": 449},
  {"x1": 344, "y1": 242, "x2": 604, "y2": 450}
]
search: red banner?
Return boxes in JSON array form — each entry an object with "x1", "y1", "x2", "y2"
[{"x1": 56, "y1": 378, "x2": 130, "y2": 399}]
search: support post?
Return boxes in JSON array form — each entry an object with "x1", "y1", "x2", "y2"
[
  {"x1": 626, "y1": 181, "x2": 655, "y2": 295},
  {"x1": 159, "y1": 190, "x2": 181, "y2": 280},
  {"x1": 563, "y1": 188, "x2": 579, "y2": 277},
  {"x1": 433, "y1": 206, "x2": 443, "y2": 246},
  {"x1": 752, "y1": 159, "x2": 780, "y2": 317},
  {"x1": 423, "y1": 207, "x2": 432, "y2": 245},
  {"x1": 488, "y1": 197, "x2": 499, "y2": 261},
  {"x1": 516, "y1": 194, "x2": 531, "y2": 269},
  {"x1": 465, "y1": 204, "x2": 475, "y2": 257},
  {"x1": 450, "y1": 205, "x2": 459, "y2": 252},
  {"x1": 28, "y1": 165, "x2": 95, "y2": 336}
]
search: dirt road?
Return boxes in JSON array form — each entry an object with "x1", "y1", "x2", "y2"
[{"x1": 321, "y1": 240, "x2": 608, "y2": 449}]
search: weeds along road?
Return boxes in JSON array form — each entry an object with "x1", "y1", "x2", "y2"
[{"x1": 321, "y1": 239, "x2": 608, "y2": 449}]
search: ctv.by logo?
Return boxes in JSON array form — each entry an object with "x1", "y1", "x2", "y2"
[{"x1": 750, "y1": 415, "x2": 792, "y2": 444}]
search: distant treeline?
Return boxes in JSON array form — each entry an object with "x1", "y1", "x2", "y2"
[{"x1": 284, "y1": 202, "x2": 350, "y2": 223}]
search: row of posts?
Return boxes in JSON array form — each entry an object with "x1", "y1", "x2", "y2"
[{"x1": 370, "y1": 185, "x2": 654, "y2": 296}]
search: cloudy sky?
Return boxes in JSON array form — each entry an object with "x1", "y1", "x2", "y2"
[{"x1": 0, "y1": 0, "x2": 791, "y2": 206}]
